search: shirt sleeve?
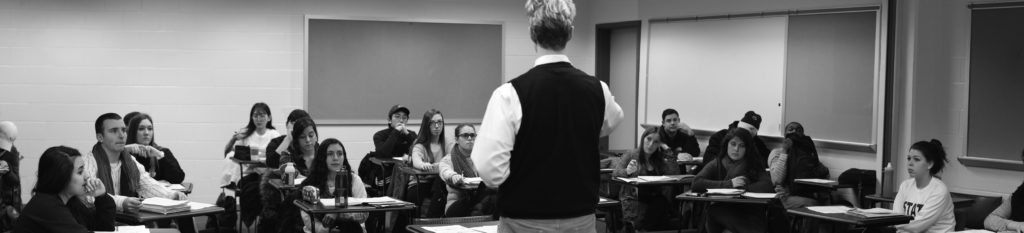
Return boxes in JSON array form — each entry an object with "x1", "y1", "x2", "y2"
[
  {"x1": 599, "y1": 81, "x2": 624, "y2": 137},
  {"x1": 985, "y1": 195, "x2": 1024, "y2": 232},
  {"x1": 611, "y1": 151, "x2": 636, "y2": 178},
  {"x1": 472, "y1": 84, "x2": 521, "y2": 187},
  {"x1": 132, "y1": 156, "x2": 178, "y2": 200},
  {"x1": 411, "y1": 144, "x2": 431, "y2": 171},
  {"x1": 692, "y1": 160, "x2": 732, "y2": 190},
  {"x1": 893, "y1": 180, "x2": 908, "y2": 215},
  {"x1": 438, "y1": 155, "x2": 461, "y2": 186}
]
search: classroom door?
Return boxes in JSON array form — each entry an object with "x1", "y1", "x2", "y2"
[{"x1": 597, "y1": 22, "x2": 641, "y2": 151}]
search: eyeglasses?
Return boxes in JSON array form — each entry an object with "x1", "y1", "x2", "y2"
[
  {"x1": 391, "y1": 115, "x2": 409, "y2": 121},
  {"x1": 458, "y1": 133, "x2": 477, "y2": 139},
  {"x1": 430, "y1": 120, "x2": 444, "y2": 127}
]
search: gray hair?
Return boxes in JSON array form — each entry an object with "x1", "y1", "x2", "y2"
[{"x1": 525, "y1": 0, "x2": 575, "y2": 51}]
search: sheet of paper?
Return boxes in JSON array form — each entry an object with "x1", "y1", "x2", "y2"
[
  {"x1": 470, "y1": 225, "x2": 498, "y2": 233},
  {"x1": 293, "y1": 177, "x2": 306, "y2": 185},
  {"x1": 141, "y1": 197, "x2": 187, "y2": 207},
  {"x1": 96, "y1": 225, "x2": 149, "y2": 233},
  {"x1": 463, "y1": 177, "x2": 483, "y2": 184},
  {"x1": 854, "y1": 208, "x2": 893, "y2": 214},
  {"x1": 706, "y1": 189, "x2": 744, "y2": 195},
  {"x1": 741, "y1": 192, "x2": 778, "y2": 199},
  {"x1": 166, "y1": 184, "x2": 187, "y2": 191},
  {"x1": 188, "y1": 202, "x2": 216, "y2": 211},
  {"x1": 422, "y1": 225, "x2": 477, "y2": 233},
  {"x1": 638, "y1": 176, "x2": 675, "y2": 182},
  {"x1": 616, "y1": 177, "x2": 642, "y2": 183},
  {"x1": 808, "y1": 205, "x2": 852, "y2": 214},
  {"x1": 795, "y1": 178, "x2": 836, "y2": 184}
]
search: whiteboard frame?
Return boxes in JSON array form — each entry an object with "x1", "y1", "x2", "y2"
[{"x1": 303, "y1": 15, "x2": 505, "y2": 126}]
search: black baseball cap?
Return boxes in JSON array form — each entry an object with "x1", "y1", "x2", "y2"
[{"x1": 388, "y1": 105, "x2": 410, "y2": 118}]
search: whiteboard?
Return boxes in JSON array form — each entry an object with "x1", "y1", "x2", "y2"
[
  {"x1": 306, "y1": 18, "x2": 503, "y2": 124},
  {"x1": 646, "y1": 17, "x2": 787, "y2": 136}
]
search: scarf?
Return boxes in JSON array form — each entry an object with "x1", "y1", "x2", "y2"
[
  {"x1": 451, "y1": 145, "x2": 477, "y2": 178},
  {"x1": 92, "y1": 143, "x2": 141, "y2": 197},
  {"x1": 1011, "y1": 180, "x2": 1024, "y2": 221}
]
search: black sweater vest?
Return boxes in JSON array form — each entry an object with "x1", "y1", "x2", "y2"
[{"x1": 499, "y1": 62, "x2": 606, "y2": 219}]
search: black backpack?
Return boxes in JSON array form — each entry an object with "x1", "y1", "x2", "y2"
[{"x1": 203, "y1": 191, "x2": 237, "y2": 233}]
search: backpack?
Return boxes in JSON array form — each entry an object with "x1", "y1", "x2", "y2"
[{"x1": 204, "y1": 191, "x2": 237, "y2": 232}]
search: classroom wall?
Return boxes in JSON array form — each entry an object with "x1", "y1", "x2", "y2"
[
  {"x1": 892, "y1": 0, "x2": 1024, "y2": 197},
  {"x1": 0, "y1": 0, "x2": 598, "y2": 205}
]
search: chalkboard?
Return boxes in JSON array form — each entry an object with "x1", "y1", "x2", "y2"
[{"x1": 306, "y1": 18, "x2": 503, "y2": 124}]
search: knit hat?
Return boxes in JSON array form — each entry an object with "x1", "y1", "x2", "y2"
[
  {"x1": 740, "y1": 111, "x2": 761, "y2": 129},
  {"x1": 387, "y1": 105, "x2": 410, "y2": 118},
  {"x1": 737, "y1": 111, "x2": 761, "y2": 135}
]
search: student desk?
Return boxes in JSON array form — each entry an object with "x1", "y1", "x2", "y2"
[
  {"x1": 793, "y1": 179, "x2": 855, "y2": 205},
  {"x1": 598, "y1": 197, "x2": 623, "y2": 233},
  {"x1": 406, "y1": 221, "x2": 498, "y2": 233},
  {"x1": 864, "y1": 194, "x2": 976, "y2": 209},
  {"x1": 369, "y1": 157, "x2": 405, "y2": 165},
  {"x1": 675, "y1": 193, "x2": 780, "y2": 233},
  {"x1": 115, "y1": 206, "x2": 225, "y2": 233},
  {"x1": 269, "y1": 178, "x2": 301, "y2": 200},
  {"x1": 294, "y1": 200, "x2": 416, "y2": 233},
  {"x1": 787, "y1": 206, "x2": 913, "y2": 233}
]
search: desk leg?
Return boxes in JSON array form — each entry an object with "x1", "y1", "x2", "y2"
[{"x1": 208, "y1": 214, "x2": 222, "y2": 233}]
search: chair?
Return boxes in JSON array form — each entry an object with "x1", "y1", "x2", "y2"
[
  {"x1": 411, "y1": 215, "x2": 495, "y2": 225},
  {"x1": 954, "y1": 194, "x2": 1002, "y2": 231}
]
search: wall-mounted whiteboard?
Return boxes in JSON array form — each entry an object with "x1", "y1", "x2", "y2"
[
  {"x1": 646, "y1": 17, "x2": 787, "y2": 136},
  {"x1": 306, "y1": 18, "x2": 503, "y2": 124}
]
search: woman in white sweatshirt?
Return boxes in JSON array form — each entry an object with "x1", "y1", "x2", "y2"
[{"x1": 892, "y1": 139, "x2": 956, "y2": 233}]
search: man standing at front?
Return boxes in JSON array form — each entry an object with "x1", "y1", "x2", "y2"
[{"x1": 472, "y1": 0, "x2": 624, "y2": 232}]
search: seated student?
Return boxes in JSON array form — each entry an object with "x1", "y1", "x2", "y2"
[
  {"x1": 439, "y1": 124, "x2": 496, "y2": 217},
  {"x1": 84, "y1": 113, "x2": 190, "y2": 231},
  {"x1": 984, "y1": 148, "x2": 1024, "y2": 233},
  {"x1": 125, "y1": 113, "x2": 185, "y2": 184},
  {"x1": 257, "y1": 116, "x2": 318, "y2": 232},
  {"x1": 0, "y1": 121, "x2": 22, "y2": 232},
  {"x1": 705, "y1": 111, "x2": 771, "y2": 165},
  {"x1": 295, "y1": 138, "x2": 368, "y2": 233},
  {"x1": 657, "y1": 108, "x2": 700, "y2": 159},
  {"x1": 892, "y1": 140, "x2": 955, "y2": 233},
  {"x1": 408, "y1": 109, "x2": 452, "y2": 217},
  {"x1": 769, "y1": 122, "x2": 829, "y2": 209},
  {"x1": 359, "y1": 105, "x2": 417, "y2": 195},
  {"x1": 694, "y1": 128, "x2": 774, "y2": 233},
  {"x1": 14, "y1": 146, "x2": 115, "y2": 233},
  {"x1": 219, "y1": 102, "x2": 281, "y2": 187},
  {"x1": 373, "y1": 105, "x2": 418, "y2": 159},
  {"x1": 265, "y1": 109, "x2": 312, "y2": 170},
  {"x1": 613, "y1": 128, "x2": 682, "y2": 232}
]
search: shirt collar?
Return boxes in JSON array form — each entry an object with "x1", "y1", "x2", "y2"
[{"x1": 533, "y1": 54, "x2": 572, "y2": 67}]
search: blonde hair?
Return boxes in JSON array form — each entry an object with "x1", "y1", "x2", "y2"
[{"x1": 525, "y1": 0, "x2": 576, "y2": 51}]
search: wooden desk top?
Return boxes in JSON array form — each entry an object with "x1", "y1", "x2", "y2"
[
  {"x1": 269, "y1": 178, "x2": 300, "y2": 191},
  {"x1": 611, "y1": 175, "x2": 694, "y2": 187},
  {"x1": 407, "y1": 221, "x2": 498, "y2": 233},
  {"x1": 293, "y1": 200, "x2": 415, "y2": 215},
  {"x1": 116, "y1": 206, "x2": 225, "y2": 224},
  {"x1": 787, "y1": 207, "x2": 913, "y2": 227},
  {"x1": 675, "y1": 193, "x2": 778, "y2": 205}
]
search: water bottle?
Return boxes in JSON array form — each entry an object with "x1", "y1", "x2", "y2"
[
  {"x1": 882, "y1": 162, "x2": 895, "y2": 197},
  {"x1": 283, "y1": 162, "x2": 297, "y2": 186},
  {"x1": 334, "y1": 169, "x2": 348, "y2": 207}
]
